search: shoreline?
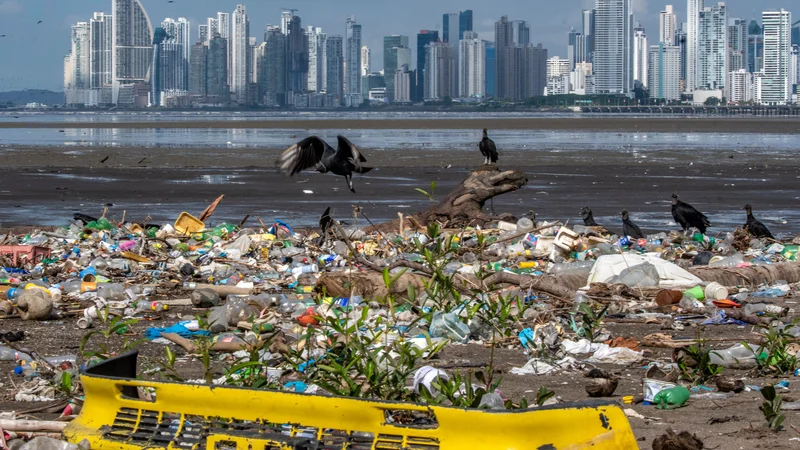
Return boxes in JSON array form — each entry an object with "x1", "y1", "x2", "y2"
[{"x1": 1, "y1": 117, "x2": 800, "y2": 133}]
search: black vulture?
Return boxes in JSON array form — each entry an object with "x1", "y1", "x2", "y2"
[
  {"x1": 278, "y1": 135, "x2": 372, "y2": 193},
  {"x1": 671, "y1": 193, "x2": 710, "y2": 234},
  {"x1": 621, "y1": 210, "x2": 645, "y2": 239},
  {"x1": 479, "y1": 129, "x2": 498, "y2": 164},
  {"x1": 580, "y1": 206, "x2": 611, "y2": 235},
  {"x1": 317, "y1": 207, "x2": 333, "y2": 246},
  {"x1": 743, "y1": 204, "x2": 774, "y2": 239}
]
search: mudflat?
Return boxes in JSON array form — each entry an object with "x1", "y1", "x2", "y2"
[
  {"x1": 0, "y1": 145, "x2": 797, "y2": 237},
  {"x1": 1, "y1": 116, "x2": 800, "y2": 133}
]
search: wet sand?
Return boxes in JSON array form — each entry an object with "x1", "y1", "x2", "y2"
[
  {"x1": 2, "y1": 117, "x2": 800, "y2": 133},
  {"x1": 1, "y1": 146, "x2": 797, "y2": 237}
]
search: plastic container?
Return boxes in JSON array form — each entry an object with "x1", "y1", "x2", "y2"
[
  {"x1": 97, "y1": 283, "x2": 125, "y2": 301},
  {"x1": 704, "y1": 282, "x2": 729, "y2": 301},
  {"x1": 515, "y1": 218, "x2": 534, "y2": 232},
  {"x1": 709, "y1": 253, "x2": 744, "y2": 268},
  {"x1": 708, "y1": 343, "x2": 762, "y2": 368},
  {"x1": 174, "y1": 212, "x2": 205, "y2": 235},
  {"x1": 653, "y1": 386, "x2": 690, "y2": 409},
  {"x1": 413, "y1": 366, "x2": 450, "y2": 396},
  {"x1": 429, "y1": 312, "x2": 470, "y2": 344},
  {"x1": 743, "y1": 303, "x2": 785, "y2": 316},
  {"x1": 550, "y1": 260, "x2": 595, "y2": 277},
  {"x1": 0, "y1": 346, "x2": 32, "y2": 362}
]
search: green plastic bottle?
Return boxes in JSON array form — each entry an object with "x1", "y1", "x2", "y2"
[{"x1": 654, "y1": 386, "x2": 690, "y2": 409}]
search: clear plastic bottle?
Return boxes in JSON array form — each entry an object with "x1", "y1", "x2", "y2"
[
  {"x1": 97, "y1": 283, "x2": 125, "y2": 301},
  {"x1": 743, "y1": 303, "x2": 785, "y2": 315},
  {"x1": 0, "y1": 346, "x2": 32, "y2": 361},
  {"x1": 136, "y1": 300, "x2": 168, "y2": 312},
  {"x1": 550, "y1": 260, "x2": 595, "y2": 276}
]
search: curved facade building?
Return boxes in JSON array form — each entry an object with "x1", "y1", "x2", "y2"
[{"x1": 112, "y1": 0, "x2": 154, "y2": 104}]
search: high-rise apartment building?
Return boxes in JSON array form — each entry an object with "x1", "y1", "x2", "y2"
[
  {"x1": 686, "y1": 0, "x2": 702, "y2": 92},
  {"x1": 89, "y1": 12, "x2": 113, "y2": 89},
  {"x1": 384, "y1": 35, "x2": 409, "y2": 102},
  {"x1": 698, "y1": 3, "x2": 727, "y2": 91},
  {"x1": 231, "y1": 5, "x2": 249, "y2": 103},
  {"x1": 728, "y1": 18, "x2": 748, "y2": 71},
  {"x1": 264, "y1": 27, "x2": 287, "y2": 106},
  {"x1": 676, "y1": 24, "x2": 688, "y2": 86},
  {"x1": 424, "y1": 41, "x2": 455, "y2": 101},
  {"x1": 748, "y1": 20, "x2": 764, "y2": 73},
  {"x1": 65, "y1": 22, "x2": 90, "y2": 105},
  {"x1": 308, "y1": 26, "x2": 327, "y2": 93},
  {"x1": 345, "y1": 17, "x2": 362, "y2": 98},
  {"x1": 206, "y1": 32, "x2": 229, "y2": 103},
  {"x1": 648, "y1": 43, "x2": 682, "y2": 100},
  {"x1": 485, "y1": 41, "x2": 496, "y2": 97},
  {"x1": 394, "y1": 66, "x2": 412, "y2": 103},
  {"x1": 198, "y1": 25, "x2": 208, "y2": 44},
  {"x1": 759, "y1": 9, "x2": 792, "y2": 104},
  {"x1": 111, "y1": 0, "x2": 154, "y2": 104},
  {"x1": 660, "y1": 5, "x2": 677, "y2": 45},
  {"x1": 727, "y1": 69, "x2": 753, "y2": 103},
  {"x1": 547, "y1": 56, "x2": 571, "y2": 95},
  {"x1": 416, "y1": 30, "x2": 439, "y2": 100},
  {"x1": 459, "y1": 31, "x2": 485, "y2": 98},
  {"x1": 511, "y1": 20, "x2": 530, "y2": 46},
  {"x1": 634, "y1": 25, "x2": 649, "y2": 87},
  {"x1": 326, "y1": 35, "x2": 344, "y2": 104},
  {"x1": 594, "y1": 0, "x2": 633, "y2": 95},
  {"x1": 286, "y1": 15, "x2": 308, "y2": 93},
  {"x1": 160, "y1": 18, "x2": 190, "y2": 91},
  {"x1": 151, "y1": 27, "x2": 187, "y2": 106},
  {"x1": 216, "y1": 12, "x2": 230, "y2": 87},
  {"x1": 189, "y1": 40, "x2": 207, "y2": 98},
  {"x1": 582, "y1": 9, "x2": 595, "y2": 63}
]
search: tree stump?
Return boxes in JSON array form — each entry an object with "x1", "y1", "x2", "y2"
[{"x1": 369, "y1": 165, "x2": 528, "y2": 233}]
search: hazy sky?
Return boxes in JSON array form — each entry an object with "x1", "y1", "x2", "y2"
[{"x1": 0, "y1": 0, "x2": 795, "y2": 91}]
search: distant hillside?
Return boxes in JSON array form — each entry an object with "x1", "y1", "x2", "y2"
[{"x1": 0, "y1": 90, "x2": 63, "y2": 106}]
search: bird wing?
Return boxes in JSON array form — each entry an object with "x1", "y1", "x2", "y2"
[
  {"x1": 277, "y1": 136, "x2": 327, "y2": 175},
  {"x1": 319, "y1": 207, "x2": 332, "y2": 231},
  {"x1": 336, "y1": 135, "x2": 367, "y2": 168}
]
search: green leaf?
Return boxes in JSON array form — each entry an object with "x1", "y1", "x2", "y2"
[
  {"x1": 762, "y1": 385, "x2": 777, "y2": 401},
  {"x1": 382, "y1": 267, "x2": 391, "y2": 289}
]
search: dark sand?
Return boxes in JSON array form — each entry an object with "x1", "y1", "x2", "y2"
[
  {"x1": 0, "y1": 145, "x2": 798, "y2": 237},
  {"x1": 2, "y1": 117, "x2": 800, "y2": 133}
]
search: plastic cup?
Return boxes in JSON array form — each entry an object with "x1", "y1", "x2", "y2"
[
  {"x1": 704, "y1": 282, "x2": 729, "y2": 301},
  {"x1": 683, "y1": 285, "x2": 705, "y2": 300},
  {"x1": 80, "y1": 267, "x2": 97, "y2": 282}
]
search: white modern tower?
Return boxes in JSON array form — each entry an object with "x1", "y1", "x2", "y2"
[
  {"x1": 593, "y1": 0, "x2": 634, "y2": 95},
  {"x1": 760, "y1": 9, "x2": 792, "y2": 104},
  {"x1": 698, "y1": 3, "x2": 727, "y2": 91},
  {"x1": 660, "y1": 5, "x2": 677, "y2": 45},
  {"x1": 634, "y1": 25, "x2": 649, "y2": 87},
  {"x1": 111, "y1": 0, "x2": 154, "y2": 104},
  {"x1": 90, "y1": 12, "x2": 113, "y2": 89},
  {"x1": 686, "y1": 0, "x2": 703, "y2": 92},
  {"x1": 459, "y1": 31, "x2": 485, "y2": 98},
  {"x1": 345, "y1": 17, "x2": 362, "y2": 96},
  {"x1": 307, "y1": 26, "x2": 327, "y2": 92},
  {"x1": 231, "y1": 5, "x2": 249, "y2": 103}
]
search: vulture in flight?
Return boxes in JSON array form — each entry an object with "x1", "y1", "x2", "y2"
[{"x1": 278, "y1": 135, "x2": 372, "y2": 193}]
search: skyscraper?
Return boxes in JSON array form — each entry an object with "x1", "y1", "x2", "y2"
[
  {"x1": 748, "y1": 20, "x2": 764, "y2": 73},
  {"x1": 189, "y1": 40, "x2": 207, "y2": 98},
  {"x1": 345, "y1": 17, "x2": 362, "y2": 99},
  {"x1": 217, "y1": 12, "x2": 231, "y2": 87},
  {"x1": 522, "y1": 44, "x2": 548, "y2": 97},
  {"x1": 648, "y1": 43, "x2": 682, "y2": 100},
  {"x1": 308, "y1": 26, "x2": 327, "y2": 93},
  {"x1": 198, "y1": 25, "x2": 209, "y2": 44},
  {"x1": 634, "y1": 25, "x2": 648, "y2": 88},
  {"x1": 728, "y1": 18, "x2": 748, "y2": 72},
  {"x1": 206, "y1": 32, "x2": 229, "y2": 103},
  {"x1": 424, "y1": 41, "x2": 455, "y2": 101},
  {"x1": 286, "y1": 15, "x2": 309, "y2": 93},
  {"x1": 728, "y1": 69, "x2": 753, "y2": 103},
  {"x1": 793, "y1": 22, "x2": 800, "y2": 46},
  {"x1": 760, "y1": 9, "x2": 792, "y2": 104},
  {"x1": 459, "y1": 11, "x2": 473, "y2": 40},
  {"x1": 676, "y1": 24, "x2": 688, "y2": 86},
  {"x1": 686, "y1": 0, "x2": 702, "y2": 92},
  {"x1": 207, "y1": 17, "x2": 218, "y2": 37},
  {"x1": 416, "y1": 30, "x2": 439, "y2": 101},
  {"x1": 485, "y1": 41, "x2": 496, "y2": 97},
  {"x1": 89, "y1": 12, "x2": 113, "y2": 89},
  {"x1": 494, "y1": 16, "x2": 512, "y2": 99},
  {"x1": 511, "y1": 20, "x2": 530, "y2": 46},
  {"x1": 582, "y1": 9, "x2": 595, "y2": 63},
  {"x1": 442, "y1": 10, "x2": 473, "y2": 43},
  {"x1": 264, "y1": 27, "x2": 287, "y2": 106},
  {"x1": 459, "y1": 31, "x2": 485, "y2": 98},
  {"x1": 594, "y1": 0, "x2": 633, "y2": 95},
  {"x1": 65, "y1": 22, "x2": 90, "y2": 105},
  {"x1": 384, "y1": 35, "x2": 409, "y2": 102},
  {"x1": 568, "y1": 28, "x2": 580, "y2": 69},
  {"x1": 326, "y1": 36, "x2": 344, "y2": 104},
  {"x1": 281, "y1": 11, "x2": 293, "y2": 35},
  {"x1": 360, "y1": 46, "x2": 370, "y2": 75},
  {"x1": 150, "y1": 27, "x2": 175, "y2": 106},
  {"x1": 698, "y1": 3, "x2": 727, "y2": 91},
  {"x1": 231, "y1": 5, "x2": 249, "y2": 103},
  {"x1": 160, "y1": 18, "x2": 190, "y2": 91},
  {"x1": 660, "y1": 5, "x2": 676, "y2": 45},
  {"x1": 547, "y1": 56, "x2": 571, "y2": 95},
  {"x1": 111, "y1": 0, "x2": 153, "y2": 104}
]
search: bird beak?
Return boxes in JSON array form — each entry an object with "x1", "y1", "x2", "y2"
[{"x1": 740, "y1": 206, "x2": 745, "y2": 210}]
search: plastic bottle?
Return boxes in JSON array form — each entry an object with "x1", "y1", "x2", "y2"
[
  {"x1": 136, "y1": 300, "x2": 168, "y2": 312},
  {"x1": 516, "y1": 218, "x2": 534, "y2": 232},
  {"x1": 44, "y1": 355, "x2": 77, "y2": 366},
  {"x1": 291, "y1": 264, "x2": 318, "y2": 276},
  {"x1": 0, "y1": 346, "x2": 33, "y2": 362},
  {"x1": 550, "y1": 261, "x2": 595, "y2": 277},
  {"x1": 743, "y1": 303, "x2": 786, "y2": 315},
  {"x1": 708, "y1": 343, "x2": 762, "y2": 368},
  {"x1": 14, "y1": 362, "x2": 39, "y2": 377},
  {"x1": 97, "y1": 283, "x2": 125, "y2": 301},
  {"x1": 118, "y1": 240, "x2": 136, "y2": 252},
  {"x1": 572, "y1": 291, "x2": 590, "y2": 312},
  {"x1": 653, "y1": 386, "x2": 690, "y2": 409},
  {"x1": 709, "y1": 253, "x2": 745, "y2": 268},
  {"x1": 751, "y1": 288, "x2": 788, "y2": 298}
]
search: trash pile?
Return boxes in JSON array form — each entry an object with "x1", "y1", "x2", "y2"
[{"x1": 0, "y1": 205, "x2": 799, "y2": 446}]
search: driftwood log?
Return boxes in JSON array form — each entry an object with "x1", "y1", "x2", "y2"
[
  {"x1": 370, "y1": 165, "x2": 527, "y2": 233},
  {"x1": 689, "y1": 261, "x2": 800, "y2": 288}
]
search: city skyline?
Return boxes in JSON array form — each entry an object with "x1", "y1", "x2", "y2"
[{"x1": 2, "y1": 0, "x2": 797, "y2": 91}]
